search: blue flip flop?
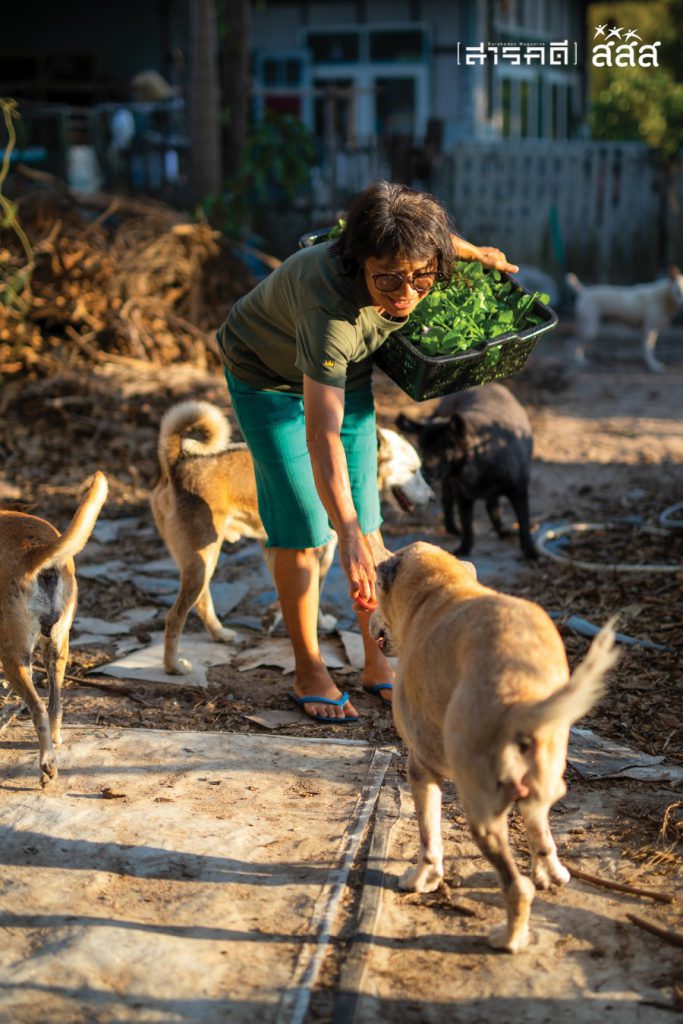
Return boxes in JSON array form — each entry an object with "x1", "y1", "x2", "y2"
[
  {"x1": 288, "y1": 690, "x2": 359, "y2": 723},
  {"x1": 362, "y1": 683, "x2": 393, "y2": 704}
]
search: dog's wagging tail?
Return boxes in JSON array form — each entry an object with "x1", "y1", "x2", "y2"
[
  {"x1": 157, "y1": 400, "x2": 234, "y2": 468},
  {"x1": 506, "y1": 616, "x2": 619, "y2": 739},
  {"x1": 26, "y1": 471, "x2": 108, "y2": 576}
]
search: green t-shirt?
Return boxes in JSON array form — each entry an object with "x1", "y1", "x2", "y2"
[{"x1": 216, "y1": 242, "x2": 406, "y2": 392}]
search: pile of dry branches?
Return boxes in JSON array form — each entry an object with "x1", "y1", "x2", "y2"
[{"x1": 0, "y1": 169, "x2": 255, "y2": 379}]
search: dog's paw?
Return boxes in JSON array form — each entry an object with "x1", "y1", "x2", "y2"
[
  {"x1": 317, "y1": 612, "x2": 338, "y2": 634},
  {"x1": 399, "y1": 863, "x2": 443, "y2": 893},
  {"x1": 165, "y1": 658, "x2": 193, "y2": 675},
  {"x1": 214, "y1": 626, "x2": 237, "y2": 643},
  {"x1": 40, "y1": 757, "x2": 58, "y2": 787},
  {"x1": 488, "y1": 921, "x2": 530, "y2": 954},
  {"x1": 533, "y1": 856, "x2": 570, "y2": 890},
  {"x1": 263, "y1": 607, "x2": 284, "y2": 636}
]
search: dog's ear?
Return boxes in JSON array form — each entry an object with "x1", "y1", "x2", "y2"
[
  {"x1": 395, "y1": 412, "x2": 423, "y2": 435},
  {"x1": 376, "y1": 551, "x2": 402, "y2": 592},
  {"x1": 459, "y1": 559, "x2": 477, "y2": 580},
  {"x1": 448, "y1": 412, "x2": 468, "y2": 441},
  {"x1": 668, "y1": 265, "x2": 681, "y2": 279}
]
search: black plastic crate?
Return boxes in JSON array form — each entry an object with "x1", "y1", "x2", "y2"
[
  {"x1": 375, "y1": 290, "x2": 558, "y2": 401},
  {"x1": 298, "y1": 229, "x2": 558, "y2": 401}
]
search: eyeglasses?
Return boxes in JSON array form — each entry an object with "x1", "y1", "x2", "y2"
[{"x1": 368, "y1": 270, "x2": 438, "y2": 294}]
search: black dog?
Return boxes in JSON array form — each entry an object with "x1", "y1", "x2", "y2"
[{"x1": 397, "y1": 382, "x2": 537, "y2": 559}]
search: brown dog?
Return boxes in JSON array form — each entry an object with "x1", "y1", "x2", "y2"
[
  {"x1": 0, "y1": 472, "x2": 108, "y2": 785},
  {"x1": 151, "y1": 400, "x2": 433, "y2": 676},
  {"x1": 369, "y1": 541, "x2": 617, "y2": 953},
  {"x1": 151, "y1": 400, "x2": 269, "y2": 675},
  {"x1": 151, "y1": 401, "x2": 341, "y2": 676}
]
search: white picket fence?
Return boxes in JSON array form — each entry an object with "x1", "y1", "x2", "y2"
[
  {"x1": 431, "y1": 140, "x2": 666, "y2": 284},
  {"x1": 303, "y1": 138, "x2": 677, "y2": 284}
]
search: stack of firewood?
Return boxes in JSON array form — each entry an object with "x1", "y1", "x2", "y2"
[{"x1": 0, "y1": 173, "x2": 255, "y2": 379}]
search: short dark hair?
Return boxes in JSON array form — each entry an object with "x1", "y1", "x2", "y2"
[{"x1": 330, "y1": 179, "x2": 456, "y2": 281}]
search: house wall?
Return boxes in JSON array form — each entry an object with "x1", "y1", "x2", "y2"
[
  {"x1": 427, "y1": 0, "x2": 478, "y2": 144},
  {"x1": 251, "y1": 0, "x2": 586, "y2": 146},
  {"x1": 0, "y1": 0, "x2": 188, "y2": 103},
  {"x1": 252, "y1": 0, "x2": 470, "y2": 144},
  {"x1": 252, "y1": 0, "x2": 420, "y2": 42}
]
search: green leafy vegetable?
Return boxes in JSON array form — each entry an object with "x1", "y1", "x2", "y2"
[
  {"x1": 327, "y1": 218, "x2": 346, "y2": 240},
  {"x1": 401, "y1": 261, "x2": 549, "y2": 357}
]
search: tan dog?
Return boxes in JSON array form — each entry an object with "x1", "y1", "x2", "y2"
[
  {"x1": 151, "y1": 400, "x2": 268, "y2": 675},
  {"x1": 369, "y1": 541, "x2": 617, "y2": 953},
  {"x1": 0, "y1": 472, "x2": 108, "y2": 785},
  {"x1": 151, "y1": 401, "x2": 434, "y2": 676}
]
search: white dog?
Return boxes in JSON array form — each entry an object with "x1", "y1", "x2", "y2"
[
  {"x1": 566, "y1": 267, "x2": 683, "y2": 372},
  {"x1": 376, "y1": 426, "x2": 435, "y2": 512}
]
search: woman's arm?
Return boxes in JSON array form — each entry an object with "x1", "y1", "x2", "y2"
[
  {"x1": 303, "y1": 374, "x2": 377, "y2": 603},
  {"x1": 451, "y1": 232, "x2": 519, "y2": 273}
]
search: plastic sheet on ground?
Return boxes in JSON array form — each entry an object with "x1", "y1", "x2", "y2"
[
  {"x1": 92, "y1": 632, "x2": 239, "y2": 687},
  {"x1": 77, "y1": 559, "x2": 131, "y2": 582},
  {"x1": 233, "y1": 637, "x2": 346, "y2": 675},
  {"x1": 91, "y1": 516, "x2": 152, "y2": 543},
  {"x1": 339, "y1": 631, "x2": 365, "y2": 670},
  {"x1": 568, "y1": 727, "x2": 683, "y2": 783},
  {"x1": 153, "y1": 581, "x2": 250, "y2": 615},
  {"x1": 0, "y1": 726, "x2": 391, "y2": 1024},
  {"x1": 73, "y1": 609, "x2": 159, "y2": 637}
]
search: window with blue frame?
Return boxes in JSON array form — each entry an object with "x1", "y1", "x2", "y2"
[{"x1": 306, "y1": 33, "x2": 359, "y2": 63}]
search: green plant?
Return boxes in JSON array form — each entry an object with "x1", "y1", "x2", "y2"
[
  {"x1": 205, "y1": 112, "x2": 317, "y2": 239},
  {"x1": 588, "y1": 1, "x2": 683, "y2": 160},
  {"x1": 400, "y1": 262, "x2": 548, "y2": 357},
  {"x1": 327, "y1": 218, "x2": 346, "y2": 240},
  {"x1": 0, "y1": 98, "x2": 33, "y2": 311}
]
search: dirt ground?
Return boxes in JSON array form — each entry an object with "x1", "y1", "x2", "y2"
[{"x1": 1, "y1": 317, "x2": 682, "y2": 1019}]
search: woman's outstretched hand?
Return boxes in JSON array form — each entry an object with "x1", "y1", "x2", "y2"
[
  {"x1": 451, "y1": 234, "x2": 519, "y2": 274},
  {"x1": 339, "y1": 529, "x2": 378, "y2": 607},
  {"x1": 476, "y1": 246, "x2": 519, "y2": 274}
]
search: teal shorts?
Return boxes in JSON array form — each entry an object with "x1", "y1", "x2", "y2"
[{"x1": 225, "y1": 370, "x2": 382, "y2": 548}]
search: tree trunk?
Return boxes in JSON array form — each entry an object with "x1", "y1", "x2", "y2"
[
  {"x1": 219, "y1": 0, "x2": 252, "y2": 179},
  {"x1": 188, "y1": 0, "x2": 222, "y2": 204}
]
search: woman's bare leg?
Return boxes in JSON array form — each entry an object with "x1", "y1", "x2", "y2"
[{"x1": 271, "y1": 547, "x2": 358, "y2": 720}]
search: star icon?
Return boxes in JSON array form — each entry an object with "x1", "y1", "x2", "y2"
[
  {"x1": 594, "y1": 23, "x2": 608, "y2": 38},
  {"x1": 623, "y1": 29, "x2": 642, "y2": 42},
  {"x1": 605, "y1": 26, "x2": 624, "y2": 40}
]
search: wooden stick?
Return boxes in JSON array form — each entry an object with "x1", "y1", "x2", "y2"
[
  {"x1": 71, "y1": 677, "x2": 154, "y2": 706},
  {"x1": 627, "y1": 912, "x2": 683, "y2": 948},
  {"x1": 566, "y1": 863, "x2": 674, "y2": 904},
  {"x1": 33, "y1": 665, "x2": 153, "y2": 707}
]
